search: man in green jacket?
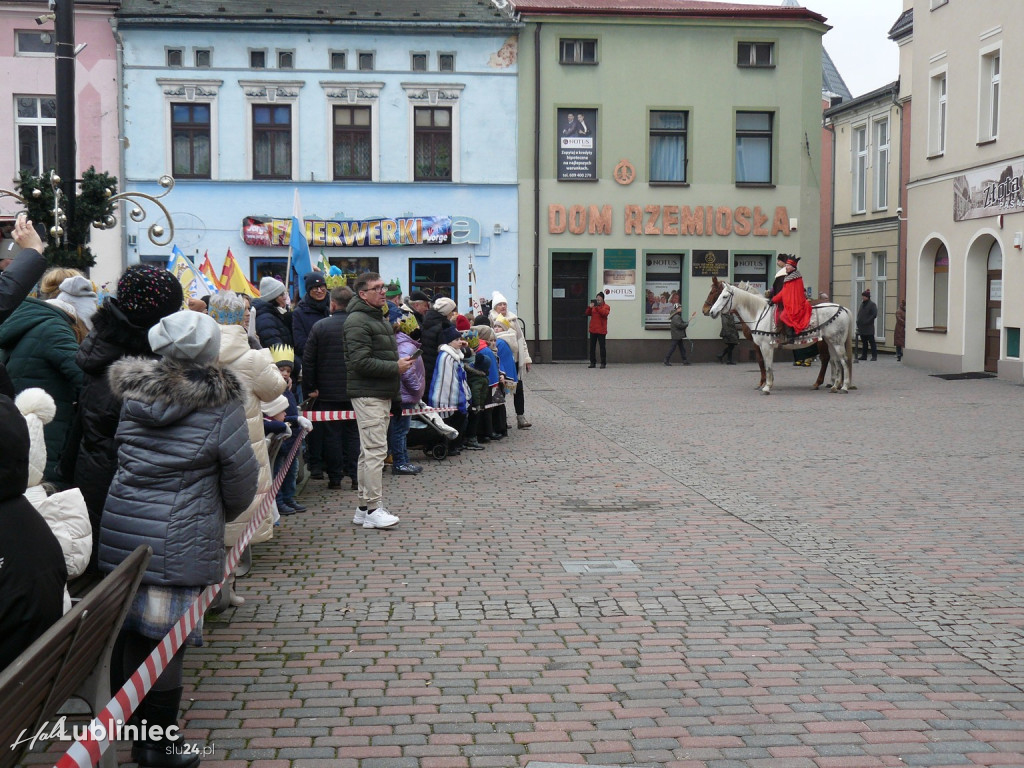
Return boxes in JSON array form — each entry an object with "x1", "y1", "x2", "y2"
[{"x1": 342, "y1": 272, "x2": 413, "y2": 530}]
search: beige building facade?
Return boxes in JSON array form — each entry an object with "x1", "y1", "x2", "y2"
[
  {"x1": 900, "y1": 0, "x2": 1023, "y2": 376},
  {"x1": 824, "y1": 83, "x2": 903, "y2": 353}
]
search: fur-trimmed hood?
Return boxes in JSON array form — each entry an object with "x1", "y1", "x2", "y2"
[{"x1": 108, "y1": 356, "x2": 246, "y2": 427}]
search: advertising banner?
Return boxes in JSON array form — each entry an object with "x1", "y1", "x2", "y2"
[
  {"x1": 557, "y1": 108, "x2": 598, "y2": 181},
  {"x1": 953, "y1": 159, "x2": 1024, "y2": 221},
  {"x1": 241, "y1": 215, "x2": 481, "y2": 248}
]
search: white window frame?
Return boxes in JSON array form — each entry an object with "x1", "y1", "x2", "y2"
[
  {"x1": 852, "y1": 124, "x2": 867, "y2": 214},
  {"x1": 157, "y1": 78, "x2": 222, "y2": 180},
  {"x1": 872, "y1": 251, "x2": 887, "y2": 339},
  {"x1": 239, "y1": 80, "x2": 303, "y2": 182},
  {"x1": 929, "y1": 69, "x2": 947, "y2": 157},
  {"x1": 14, "y1": 95, "x2": 57, "y2": 175},
  {"x1": 852, "y1": 253, "x2": 866, "y2": 310},
  {"x1": 873, "y1": 116, "x2": 889, "y2": 211},
  {"x1": 401, "y1": 83, "x2": 464, "y2": 183},
  {"x1": 559, "y1": 38, "x2": 598, "y2": 65},
  {"x1": 321, "y1": 81, "x2": 383, "y2": 182},
  {"x1": 14, "y1": 30, "x2": 54, "y2": 57},
  {"x1": 737, "y1": 41, "x2": 774, "y2": 68},
  {"x1": 978, "y1": 45, "x2": 1000, "y2": 142}
]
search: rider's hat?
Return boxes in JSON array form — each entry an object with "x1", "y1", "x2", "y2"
[{"x1": 784, "y1": 255, "x2": 800, "y2": 268}]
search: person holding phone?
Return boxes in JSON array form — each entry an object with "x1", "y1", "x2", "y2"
[
  {"x1": 585, "y1": 292, "x2": 611, "y2": 369},
  {"x1": 0, "y1": 215, "x2": 49, "y2": 326}
]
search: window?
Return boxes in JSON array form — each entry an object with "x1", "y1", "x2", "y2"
[
  {"x1": 559, "y1": 38, "x2": 597, "y2": 65},
  {"x1": 853, "y1": 253, "x2": 866, "y2": 306},
  {"x1": 410, "y1": 258, "x2": 457, "y2": 302},
  {"x1": 15, "y1": 30, "x2": 54, "y2": 56},
  {"x1": 649, "y1": 111, "x2": 688, "y2": 183},
  {"x1": 167, "y1": 48, "x2": 183, "y2": 68},
  {"x1": 852, "y1": 124, "x2": 867, "y2": 213},
  {"x1": 439, "y1": 53, "x2": 455, "y2": 72},
  {"x1": 194, "y1": 49, "x2": 211, "y2": 68},
  {"x1": 644, "y1": 253, "x2": 685, "y2": 329},
  {"x1": 411, "y1": 53, "x2": 428, "y2": 72},
  {"x1": 929, "y1": 72, "x2": 947, "y2": 156},
  {"x1": 874, "y1": 118, "x2": 889, "y2": 210},
  {"x1": 414, "y1": 107, "x2": 451, "y2": 181},
  {"x1": 737, "y1": 42, "x2": 774, "y2": 68},
  {"x1": 330, "y1": 51, "x2": 346, "y2": 71},
  {"x1": 250, "y1": 50, "x2": 266, "y2": 69},
  {"x1": 171, "y1": 103, "x2": 211, "y2": 179},
  {"x1": 930, "y1": 0, "x2": 948, "y2": 8},
  {"x1": 980, "y1": 49, "x2": 1000, "y2": 141},
  {"x1": 333, "y1": 106, "x2": 371, "y2": 180},
  {"x1": 252, "y1": 105, "x2": 291, "y2": 179},
  {"x1": 277, "y1": 50, "x2": 294, "y2": 69},
  {"x1": 15, "y1": 96, "x2": 57, "y2": 176},
  {"x1": 873, "y1": 252, "x2": 887, "y2": 338},
  {"x1": 358, "y1": 52, "x2": 374, "y2": 71},
  {"x1": 735, "y1": 111, "x2": 773, "y2": 184},
  {"x1": 933, "y1": 244, "x2": 948, "y2": 327}
]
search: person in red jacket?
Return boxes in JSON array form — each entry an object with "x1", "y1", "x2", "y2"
[
  {"x1": 769, "y1": 255, "x2": 812, "y2": 344},
  {"x1": 585, "y1": 292, "x2": 611, "y2": 368}
]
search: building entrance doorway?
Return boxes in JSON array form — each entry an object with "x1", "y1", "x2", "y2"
[
  {"x1": 551, "y1": 254, "x2": 590, "y2": 360},
  {"x1": 985, "y1": 241, "x2": 1002, "y2": 373}
]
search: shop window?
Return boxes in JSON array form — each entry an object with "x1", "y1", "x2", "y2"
[
  {"x1": 410, "y1": 258, "x2": 457, "y2": 302},
  {"x1": 329, "y1": 257, "x2": 380, "y2": 286},
  {"x1": 644, "y1": 253, "x2": 685, "y2": 329},
  {"x1": 933, "y1": 244, "x2": 948, "y2": 328},
  {"x1": 733, "y1": 252, "x2": 770, "y2": 295}
]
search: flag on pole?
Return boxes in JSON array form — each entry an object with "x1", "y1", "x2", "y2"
[
  {"x1": 315, "y1": 249, "x2": 330, "y2": 274},
  {"x1": 168, "y1": 246, "x2": 209, "y2": 302},
  {"x1": 287, "y1": 189, "x2": 313, "y2": 294},
  {"x1": 220, "y1": 249, "x2": 260, "y2": 297},
  {"x1": 198, "y1": 251, "x2": 223, "y2": 291}
]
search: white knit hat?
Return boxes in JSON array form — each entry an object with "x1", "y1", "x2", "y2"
[
  {"x1": 15, "y1": 388, "x2": 55, "y2": 488},
  {"x1": 56, "y1": 276, "x2": 98, "y2": 330},
  {"x1": 433, "y1": 297, "x2": 457, "y2": 316},
  {"x1": 261, "y1": 394, "x2": 289, "y2": 418},
  {"x1": 491, "y1": 291, "x2": 508, "y2": 307}
]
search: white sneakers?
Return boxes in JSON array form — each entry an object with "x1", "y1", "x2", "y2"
[{"x1": 353, "y1": 505, "x2": 400, "y2": 529}]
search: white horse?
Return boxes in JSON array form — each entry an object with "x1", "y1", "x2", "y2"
[{"x1": 709, "y1": 280, "x2": 854, "y2": 395}]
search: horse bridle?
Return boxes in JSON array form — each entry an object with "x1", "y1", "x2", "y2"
[{"x1": 716, "y1": 285, "x2": 735, "y2": 315}]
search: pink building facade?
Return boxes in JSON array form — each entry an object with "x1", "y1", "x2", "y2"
[{"x1": 1, "y1": 0, "x2": 122, "y2": 285}]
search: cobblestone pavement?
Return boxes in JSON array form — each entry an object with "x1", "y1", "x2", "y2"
[{"x1": 37, "y1": 357, "x2": 1024, "y2": 767}]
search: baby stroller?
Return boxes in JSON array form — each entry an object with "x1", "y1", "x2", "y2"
[{"x1": 405, "y1": 400, "x2": 461, "y2": 460}]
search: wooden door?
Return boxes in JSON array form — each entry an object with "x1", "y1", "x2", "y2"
[
  {"x1": 551, "y1": 255, "x2": 590, "y2": 360},
  {"x1": 985, "y1": 269, "x2": 1001, "y2": 372}
]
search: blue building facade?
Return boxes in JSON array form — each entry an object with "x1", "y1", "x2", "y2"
[{"x1": 116, "y1": 1, "x2": 520, "y2": 312}]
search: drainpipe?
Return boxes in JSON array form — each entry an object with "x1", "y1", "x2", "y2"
[
  {"x1": 823, "y1": 115, "x2": 836, "y2": 300},
  {"x1": 532, "y1": 22, "x2": 542, "y2": 361},
  {"x1": 892, "y1": 81, "x2": 905, "y2": 305},
  {"x1": 110, "y1": 16, "x2": 128, "y2": 271}
]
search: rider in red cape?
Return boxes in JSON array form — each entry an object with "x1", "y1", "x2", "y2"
[{"x1": 770, "y1": 254, "x2": 812, "y2": 342}]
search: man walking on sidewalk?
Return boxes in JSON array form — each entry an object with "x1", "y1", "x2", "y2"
[
  {"x1": 856, "y1": 289, "x2": 878, "y2": 362},
  {"x1": 343, "y1": 273, "x2": 414, "y2": 529}
]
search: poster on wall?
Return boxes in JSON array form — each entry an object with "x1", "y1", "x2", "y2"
[
  {"x1": 557, "y1": 108, "x2": 598, "y2": 181},
  {"x1": 691, "y1": 249, "x2": 729, "y2": 278},
  {"x1": 953, "y1": 159, "x2": 1024, "y2": 221},
  {"x1": 603, "y1": 248, "x2": 635, "y2": 300},
  {"x1": 733, "y1": 252, "x2": 769, "y2": 295},
  {"x1": 645, "y1": 253, "x2": 684, "y2": 328}
]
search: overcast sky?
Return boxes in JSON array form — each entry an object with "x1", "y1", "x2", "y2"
[{"x1": 733, "y1": 0, "x2": 904, "y2": 97}]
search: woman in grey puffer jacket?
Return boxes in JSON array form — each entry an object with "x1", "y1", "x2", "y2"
[{"x1": 100, "y1": 311, "x2": 257, "y2": 768}]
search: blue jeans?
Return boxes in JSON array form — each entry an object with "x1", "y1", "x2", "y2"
[
  {"x1": 274, "y1": 447, "x2": 297, "y2": 506},
  {"x1": 388, "y1": 412, "x2": 412, "y2": 466}
]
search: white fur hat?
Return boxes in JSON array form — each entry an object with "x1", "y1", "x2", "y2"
[
  {"x1": 15, "y1": 388, "x2": 56, "y2": 488},
  {"x1": 261, "y1": 394, "x2": 289, "y2": 418},
  {"x1": 491, "y1": 291, "x2": 508, "y2": 307}
]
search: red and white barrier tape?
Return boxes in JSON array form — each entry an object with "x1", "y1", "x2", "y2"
[
  {"x1": 54, "y1": 430, "x2": 307, "y2": 768},
  {"x1": 304, "y1": 401, "x2": 504, "y2": 422}
]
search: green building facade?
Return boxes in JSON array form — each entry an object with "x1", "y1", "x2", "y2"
[{"x1": 514, "y1": 1, "x2": 829, "y2": 362}]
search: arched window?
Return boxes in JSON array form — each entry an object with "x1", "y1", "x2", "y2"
[{"x1": 933, "y1": 244, "x2": 948, "y2": 328}]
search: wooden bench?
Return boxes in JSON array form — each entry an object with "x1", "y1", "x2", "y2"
[{"x1": 0, "y1": 545, "x2": 151, "y2": 768}]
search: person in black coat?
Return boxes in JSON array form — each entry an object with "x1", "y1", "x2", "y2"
[
  {"x1": 303, "y1": 285, "x2": 360, "y2": 489},
  {"x1": 67, "y1": 265, "x2": 184, "y2": 573},
  {"x1": 291, "y1": 272, "x2": 329, "y2": 470},
  {"x1": 421, "y1": 297, "x2": 456, "y2": 388},
  {"x1": 253, "y1": 277, "x2": 295, "y2": 360},
  {"x1": 0, "y1": 391, "x2": 66, "y2": 670}
]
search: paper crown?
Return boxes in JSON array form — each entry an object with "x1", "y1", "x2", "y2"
[
  {"x1": 398, "y1": 311, "x2": 419, "y2": 336},
  {"x1": 269, "y1": 344, "x2": 294, "y2": 367},
  {"x1": 461, "y1": 329, "x2": 480, "y2": 350},
  {"x1": 385, "y1": 279, "x2": 402, "y2": 298},
  {"x1": 492, "y1": 314, "x2": 511, "y2": 330}
]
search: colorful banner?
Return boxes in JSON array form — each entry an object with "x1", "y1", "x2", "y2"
[
  {"x1": 241, "y1": 215, "x2": 482, "y2": 248},
  {"x1": 953, "y1": 158, "x2": 1024, "y2": 221}
]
